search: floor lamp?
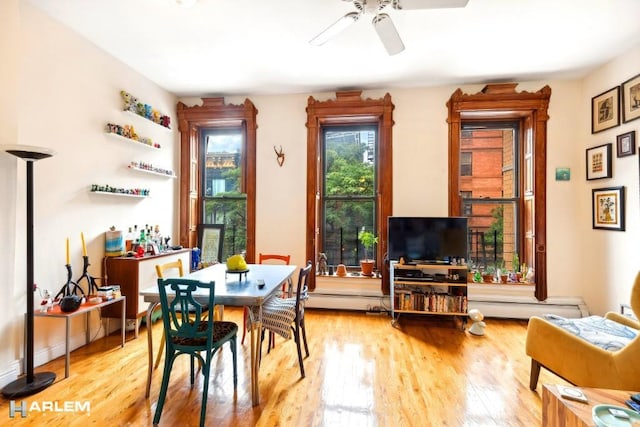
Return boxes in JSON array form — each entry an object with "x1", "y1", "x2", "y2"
[{"x1": 1, "y1": 145, "x2": 56, "y2": 398}]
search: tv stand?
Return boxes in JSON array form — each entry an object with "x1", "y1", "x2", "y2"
[{"x1": 390, "y1": 261, "x2": 468, "y2": 330}]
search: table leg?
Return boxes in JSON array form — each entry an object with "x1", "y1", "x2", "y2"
[
  {"x1": 145, "y1": 302, "x2": 159, "y2": 399},
  {"x1": 85, "y1": 312, "x2": 90, "y2": 344},
  {"x1": 65, "y1": 317, "x2": 70, "y2": 378},
  {"x1": 248, "y1": 306, "x2": 262, "y2": 406},
  {"x1": 121, "y1": 297, "x2": 126, "y2": 348}
]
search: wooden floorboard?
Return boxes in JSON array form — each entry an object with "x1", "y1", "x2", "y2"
[{"x1": 0, "y1": 307, "x2": 567, "y2": 426}]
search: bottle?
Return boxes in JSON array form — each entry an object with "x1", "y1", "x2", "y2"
[{"x1": 125, "y1": 227, "x2": 134, "y2": 252}]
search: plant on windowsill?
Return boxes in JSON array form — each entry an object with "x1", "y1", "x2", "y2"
[{"x1": 358, "y1": 229, "x2": 378, "y2": 277}]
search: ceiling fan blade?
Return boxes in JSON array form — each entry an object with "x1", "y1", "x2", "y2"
[
  {"x1": 372, "y1": 13, "x2": 405, "y2": 56},
  {"x1": 310, "y1": 12, "x2": 360, "y2": 46},
  {"x1": 393, "y1": 0, "x2": 469, "y2": 10}
]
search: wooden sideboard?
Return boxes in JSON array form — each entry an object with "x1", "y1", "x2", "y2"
[{"x1": 102, "y1": 249, "x2": 191, "y2": 336}]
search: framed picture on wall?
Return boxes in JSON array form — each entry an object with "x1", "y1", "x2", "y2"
[
  {"x1": 616, "y1": 130, "x2": 636, "y2": 157},
  {"x1": 586, "y1": 143, "x2": 612, "y2": 180},
  {"x1": 591, "y1": 86, "x2": 620, "y2": 133},
  {"x1": 592, "y1": 186, "x2": 625, "y2": 231},
  {"x1": 621, "y1": 73, "x2": 640, "y2": 123}
]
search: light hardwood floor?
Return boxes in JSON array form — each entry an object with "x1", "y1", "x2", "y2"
[{"x1": 0, "y1": 308, "x2": 567, "y2": 426}]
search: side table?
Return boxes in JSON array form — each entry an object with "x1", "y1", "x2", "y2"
[
  {"x1": 34, "y1": 296, "x2": 126, "y2": 378},
  {"x1": 542, "y1": 383, "x2": 638, "y2": 426}
]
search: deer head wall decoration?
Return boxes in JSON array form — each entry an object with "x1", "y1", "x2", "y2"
[{"x1": 274, "y1": 145, "x2": 285, "y2": 167}]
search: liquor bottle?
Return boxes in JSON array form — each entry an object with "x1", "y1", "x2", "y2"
[{"x1": 125, "y1": 227, "x2": 134, "y2": 252}]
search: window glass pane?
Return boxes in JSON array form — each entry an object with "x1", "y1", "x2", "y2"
[
  {"x1": 322, "y1": 126, "x2": 377, "y2": 267},
  {"x1": 463, "y1": 200, "x2": 518, "y2": 270},
  {"x1": 460, "y1": 152, "x2": 472, "y2": 176},
  {"x1": 202, "y1": 129, "x2": 245, "y2": 260}
]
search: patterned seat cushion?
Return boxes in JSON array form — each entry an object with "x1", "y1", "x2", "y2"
[
  {"x1": 544, "y1": 314, "x2": 637, "y2": 351},
  {"x1": 172, "y1": 320, "x2": 238, "y2": 346},
  {"x1": 249, "y1": 297, "x2": 297, "y2": 339}
]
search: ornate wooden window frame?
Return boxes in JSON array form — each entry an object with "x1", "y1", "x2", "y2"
[
  {"x1": 306, "y1": 91, "x2": 394, "y2": 292},
  {"x1": 447, "y1": 84, "x2": 551, "y2": 301},
  {"x1": 176, "y1": 98, "x2": 258, "y2": 263}
]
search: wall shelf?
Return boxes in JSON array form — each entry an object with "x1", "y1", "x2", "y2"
[
  {"x1": 123, "y1": 107, "x2": 172, "y2": 131},
  {"x1": 90, "y1": 190, "x2": 148, "y2": 199},
  {"x1": 106, "y1": 131, "x2": 160, "y2": 150},
  {"x1": 128, "y1": 164, "x2": 176, "y2": 179}
]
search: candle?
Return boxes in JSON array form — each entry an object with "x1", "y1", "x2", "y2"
[
  {"x1": 81, "y1": 232, "x2": 87, "y2": 256},
  {"x1": 66, "y1": 238, "x2": 70, "y2": 265}
]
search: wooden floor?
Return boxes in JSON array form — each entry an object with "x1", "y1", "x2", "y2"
[{"x1": 0, "y1": 307, "x2": 567, "y2": 426}]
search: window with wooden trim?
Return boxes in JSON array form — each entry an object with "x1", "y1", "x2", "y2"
[
  {"x1": 306, "y1": 91, "x2": 394, "y2": 292},
  {"x1": 176, "y1": 98, "x2": 257, "y2": 263},
  {"x1": 447, "y1": 84, "x2": 551, "y2": 301}
]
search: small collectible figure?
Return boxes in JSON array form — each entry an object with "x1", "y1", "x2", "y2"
[{"x1": 318, "y1": 252, "x2": 328, "y2": 275}]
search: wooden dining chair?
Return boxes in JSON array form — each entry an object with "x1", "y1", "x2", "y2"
[
  {"x1": 241, "y1": 253, "x2": 291, "y2": 345},
  {"x1": 154, "y1": 259, "x2": 222, "y2": 369},
  {"x1": 153, "y1": 277, "x2": 237, "y2": 427},
  {"x1": 259, "y1": 261, "x2": 312, "y2": 378}
]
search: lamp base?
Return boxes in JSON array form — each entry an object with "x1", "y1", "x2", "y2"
[{"x1": 1, "y1": 372, "x2": 56, "y2": 398}]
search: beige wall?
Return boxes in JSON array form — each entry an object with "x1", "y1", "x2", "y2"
[
  {"x1": 0, "y1": 1, "x2": 178, "y2": 385},
  {"x1": 2, "y1": 0, "x2": 639, "y2": 387}
]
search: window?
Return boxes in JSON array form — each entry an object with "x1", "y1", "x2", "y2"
[
  {"x1": 201, "y1": 128, "x2": 246, "y2": 261},
  {"x1": 460, "y1": 151, "x2": 472, "y2": 176},
  {"x1": 447, "y1": 84, "x2": 551, "y2": 301},
  {"x1": 176, "y1": 98, "x2": 257, "y2": 262},
  {"x1": 459, "y1": 123, "x2": 519, "y2": 270},
  {"x1": 306, "y1": 91, "x2": 394, "y2": 291},
  {"x1": 321, "y1": 125, "x2": 377, "y2": 266}
]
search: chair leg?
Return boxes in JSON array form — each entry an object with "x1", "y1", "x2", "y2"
[
  {"x1": 301, "y1": 318, "x2": 309, "y2": 358},
  {"x1": 241, "y1": 307, "x2": 248, "y2": 345},
  {"x1": 199, "y1": 351, "x2": 213, "y2": 427},
  {"x1": 529, "y1": 359, "x2": 541, "y2": 390},
  {"x1": 154, "y1": 330, "x2": 166, "y2": 370},
  {"x1": 293, "y1": 323, "x2": 305, "y2": 378},
  {"x1": 153, "y1": 351, "x2": 176, "y2": 425}
]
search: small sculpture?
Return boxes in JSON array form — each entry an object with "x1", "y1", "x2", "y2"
[
  {"x1": 468, "y1": 309, "x2": 486, "y2": 336},
  {"x1": 318, "y1": 252, "x2": 328, "y2": 275}
]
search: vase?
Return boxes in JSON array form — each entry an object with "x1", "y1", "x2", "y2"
[{"x1": 360, "y1": 260, "x2": 374, "y2": 277}]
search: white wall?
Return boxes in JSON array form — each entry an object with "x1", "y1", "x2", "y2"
[
  {"x1": 579, "y1": 44, "x2": 640, "y2": 315},
  {"x1": 0, "y1": 1, "x2": 178, "y2": 385}
]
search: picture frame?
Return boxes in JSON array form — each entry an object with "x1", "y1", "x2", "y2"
[
  {"x1": 585, "y1": 143, "x2": 612, "y2": 180},
  {"x1": 198, "y1": 224, "x2": 224, "y2": 265},
  {"x1": 592, "y1": 186, "x2": 625, "y2": 231},
  {"x1": 616, "y1": 130, "x2": 636, "y2": 157},
  {"x1": 591, "y1": 86, "x2": 620, "y2": 133},
  {"x1": 621, "y1": 73, "x2": 640, "y2": 123}
]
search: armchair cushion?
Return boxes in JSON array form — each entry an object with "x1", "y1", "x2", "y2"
[{"x1": 543, "y1": 314, "x2": 637, "y2": 351}]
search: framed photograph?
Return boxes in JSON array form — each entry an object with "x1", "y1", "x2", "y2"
[
  {"x1": 555, "y1": 167, "x2": 571, "y2": 181},
  {"x1": 198, "y1": 224, "x2": 224, "y2": 265},
  {"x1": 616, "y1": 130, "x2": 636, "y2": 157},
  {"x1": 591, "y1": 86, "x2": 620, "y2": 133},
  {"x1": 585, "y1": 143, "x2": 612, "y2": 180},
  {"x1": 592, "y1": 186, "x2": 625, "y2": 231},
  {"x1": 621, "y1": 73, "x2": 640, "y2": 123}
]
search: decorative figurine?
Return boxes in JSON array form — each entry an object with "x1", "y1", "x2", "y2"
[{"x1": 318, "y1": 252, "x2": 328, "y2": 275}]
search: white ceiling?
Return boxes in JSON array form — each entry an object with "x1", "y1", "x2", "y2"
[{"x1": 27, "y1": 0, "x2": 640, "y2": 97}]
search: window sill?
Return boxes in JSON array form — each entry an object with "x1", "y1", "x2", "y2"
[{"x1": 315, "y1": 274, "x2": 382, "y2": 296}]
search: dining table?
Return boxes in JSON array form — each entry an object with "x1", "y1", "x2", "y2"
[{"x1": 140, "y1": 262, "x2": 297, "y2": 406}]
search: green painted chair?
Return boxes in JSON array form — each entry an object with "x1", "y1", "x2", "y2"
[{"x1": 153, "y1": 277, "x2": 238, "y2": 427}]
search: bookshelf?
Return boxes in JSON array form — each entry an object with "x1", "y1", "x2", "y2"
[{"x1": 390, "y1": 261, "x2": 468, "y2": 329}]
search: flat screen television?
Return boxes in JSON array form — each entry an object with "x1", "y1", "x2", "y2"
[{"x1": 387, "y1": 216, "x2": 468, "y2": 263}]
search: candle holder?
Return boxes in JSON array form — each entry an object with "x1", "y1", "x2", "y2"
[
  {"x1": 75, "y1": 256, "x2": 100, "y2": 295},
  {"x1": 54, "y1": 263, "x2": 85, "y2": 300}
]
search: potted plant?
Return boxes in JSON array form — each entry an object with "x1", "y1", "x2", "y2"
[{"x1": 358, "y1": 229, "x2": 378, "y2": 276}]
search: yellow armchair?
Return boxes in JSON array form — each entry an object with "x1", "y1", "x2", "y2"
[{"x1": 526, "y1": 271, "x2": 640, "y2": 391}]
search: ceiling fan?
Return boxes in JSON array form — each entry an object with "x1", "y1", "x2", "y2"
[{"x1": 309, "y1": 0, "x2": 469, "y2": 56}]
